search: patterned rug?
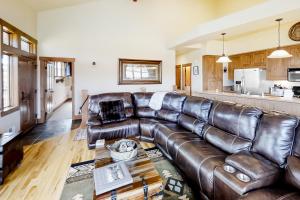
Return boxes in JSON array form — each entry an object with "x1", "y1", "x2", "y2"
[
  {"x1": 60, "y1": 147, "x2": 197, "y2": 200},
  {"x1": 73, "y1": 128, "x2": 87, "y2": 141}
]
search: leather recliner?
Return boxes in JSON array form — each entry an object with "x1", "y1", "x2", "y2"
[{"x1": 86, "y1": 92, "x2": 300, "y2": 200}]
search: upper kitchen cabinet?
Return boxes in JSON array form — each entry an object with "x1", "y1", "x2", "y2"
[
  {"x1": 228, "y1": 56, "x2": 241, "y2": 80},
  {"x1": 203, "y1": 55, "x2": 223, "y2": 91},
  {"x1": 289, "y1": 45, "x2": 300, "y2": 67},
  {"x1": 252, "y1": 50, "x2": 267, "y2": 66},
  {"x1": 266, "y1": 47, "x2": 291, "y2": 80},
  {"x1": 240, "y1": 53, "x2": 252, "y2": 68}
]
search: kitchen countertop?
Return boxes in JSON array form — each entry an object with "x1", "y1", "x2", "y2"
[{"x1": 195, "y1": 91, "x2": 300, "y2": 104}]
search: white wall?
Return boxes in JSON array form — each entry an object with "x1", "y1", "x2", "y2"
[
  {"x1": 0, "y1": 0, "x2": 36, "y2": 133},
  {"x1": 176, "y1": 49, "x2": 203, "y2": 93},
  {"x1": 52, "y1": 77, "x2": 72, "y2": 109},
  {"x1": 0, "y1": 0, "x2": 37, "y2": 37},
  {"x1": 37, "y1": 0, "x2": 216, "y2": 114}
]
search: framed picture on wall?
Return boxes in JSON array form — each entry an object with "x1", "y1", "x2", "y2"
[
  {"x1": 193, "y1": 66, "x2": 199, "y2": 75},
  {"x1": 118, "y1": 58, "x2": 162, "y2": 85}
]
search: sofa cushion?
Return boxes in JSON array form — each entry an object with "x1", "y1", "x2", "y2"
[
  {"x1": 89, "y1": 93, "x2": 134, "y2": 118},
  {"x1": 208, "y1": 101, "x2": 263, "y2": 141},
  {"x1": 252, "y1": 112, "x2": 299, "y2": 167},
  {"x1": 132, "y1": 92, "x2": 156, "y2": 118},
  {"x1": 203, "y1": 125, "x2": 252, "y2": 154},
  {"x1": 99, "y1": 100, "x2": 126, "y2": 124},
  {"x1": 139, "y1": 118, "x2": 175, "y2": 142},
  {"x1": 177, "y1": 96, "x2": 212, "y2": 137},
  {"x1": 161, "y1": 93, "x2": 186, "y2": 112},
  {"x1": 178, "y1": 114, "x2": 206, "y2": 137},
  {"x1": 153, "y1": 123, "x2": 198, "y2": 156},
  {"x1": 171, "y1": 138, "x2": 226, "y2": 199},
  {"x1": 87, "y1": 119, "x2": 139, "y2": 149},
  {"x1": 182, "y1": 96, "x2": 212, "y2": 121},
  {"x1": 156, "y1": 93, "x2": 186, "y2": 123}
]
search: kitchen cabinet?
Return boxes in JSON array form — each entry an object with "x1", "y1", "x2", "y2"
[
  {"x1": 203, "y1": 55, "x2": 223, "y2": 91},
  {"x1": 289, "y1": 45, "x2": 300, "y2": 67},
  {"x1": 266, "y1": 47, "x2": 291, "y2": 80},
  {"x1": 240, "y1": 53, "x2": 252, "y2": 68},
  {"x1": 252, "y1": 50, "x2": 267, "y2": 66},
  {"x1": 228, "y1": 56, "x2": 241, "y2": 80}
]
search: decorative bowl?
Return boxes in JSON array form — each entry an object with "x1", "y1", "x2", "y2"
[{"x1": 107, "y1": 139, "x2": 138, "y2": 162}]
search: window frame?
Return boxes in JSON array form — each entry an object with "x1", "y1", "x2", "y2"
[{"x1": 118, "y1": 58, "x2": 162, "y2": 85}]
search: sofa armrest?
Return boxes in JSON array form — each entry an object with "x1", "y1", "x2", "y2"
[
  {"x1": 214, "y1": 151, "x2": 281, "y2": 198},
  {"x1": 86, "y1": 114, "x2": 102, "y2": 126},
  {"x1": 286, "y1": 156, "x2": 300, "y2": 190}
]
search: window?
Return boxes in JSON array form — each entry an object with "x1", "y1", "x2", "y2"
[
  {"x1": 54, "y1": 62, "x2": 65, "y2": 77},
  {"x1": 119, "y1": 59, "x2": 162, "y2": 84},
  {"x1": 2, "y1": 55, "x2": 12, "y2": 108},
  {"x1": 21, "y1": 36, "x2": 35, "y2": 54},
  {"x1": 2, "y1": 26, "x2": 18, "y2": 48}
]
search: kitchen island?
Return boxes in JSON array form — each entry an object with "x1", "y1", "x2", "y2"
[{"x1": 194, "y1": 91, "x2": 300, "y2": 116}]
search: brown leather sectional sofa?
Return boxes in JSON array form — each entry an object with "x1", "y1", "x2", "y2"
[{"x1": 87, "y1": 92, "x2": 300, "y2": 200}]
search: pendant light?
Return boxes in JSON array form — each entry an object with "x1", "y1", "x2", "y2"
[
  {"x1": 268, "y1": 18, "x2": 292, "y2": 59},
  {"x1": 217, "y1": 33, "x2": 232, "y2": 63}
]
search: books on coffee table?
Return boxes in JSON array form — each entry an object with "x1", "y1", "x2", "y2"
[{"x1": 93, "y1": 161, "x2": 133, "y2": 195}]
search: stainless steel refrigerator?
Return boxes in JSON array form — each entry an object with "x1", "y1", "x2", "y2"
[{"x1": 234, "y1": 68, "x2": 267, "y2": 94}]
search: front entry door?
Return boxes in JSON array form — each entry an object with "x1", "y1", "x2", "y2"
[{"x1": 19, "y1": 57, "x2": 36, "y2": 132}]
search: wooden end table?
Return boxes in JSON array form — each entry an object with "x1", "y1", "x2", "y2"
[{"x1": 93, "y1": 139, "x2": 163, "y2": 200}]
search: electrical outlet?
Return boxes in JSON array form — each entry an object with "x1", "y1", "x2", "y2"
[{"x1": 8, "y1": 126, "x2": 16, "y2": 134}]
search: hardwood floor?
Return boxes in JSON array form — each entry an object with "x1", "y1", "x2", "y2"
[{"x1": 0, "y1": 128, "x2": 154, "y2": 200}]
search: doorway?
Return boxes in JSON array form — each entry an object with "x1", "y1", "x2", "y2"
[
  {"x1": 175, "y1": 63, "x2": 192, "y2": 95},
  {"x1": 39, "y1": 57, "x2": 75, "y2": 123}
]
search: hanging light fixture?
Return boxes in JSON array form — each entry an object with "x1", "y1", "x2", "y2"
[
  {"x1": 217, "y1": 33, "x2": 232, "y2": 63},
  {"x1": 268, "y1": 18, "x2": 292, "y2": 59}
]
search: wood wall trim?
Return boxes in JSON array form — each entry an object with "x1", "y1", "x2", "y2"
[
  {"x1": 0, "y1": 18, "x2": 37, "y2": 44},
  {"x1": 39, "y1": 57, "x2": 76, "y2": 62}
]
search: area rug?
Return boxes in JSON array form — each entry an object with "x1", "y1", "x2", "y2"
[
  {"x1": 60, "y1": 147, "x2": 197, "y2": 200},
  {"x1": 73, "y1": 128, "x2": 87, "y2": 141}
]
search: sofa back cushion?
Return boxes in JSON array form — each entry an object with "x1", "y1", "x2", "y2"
[
  {"x1": 89, "y1": 93, "x2": 134, "y2": 118},
  {"x1": 204, "y1": 101, "x2": 263, "y2": 154},
  {"x1": 178, "y1": 97, "x2": 213, "y2": 137},
  {"x1": 253, "y1": 112, "x2": 299, "y2": 167},
  {"x1": 208, "y1": 101, "x2": 263, "y2": 141},
  {"x1": 156, "y1": 93, "x2": 186, "y2": 122},
  {"x1": 182, "y1": 96, "x2": 212, "y2": 121},
  {"x1": 132, "y1": 92, "x2": 156, "y2": 118}
]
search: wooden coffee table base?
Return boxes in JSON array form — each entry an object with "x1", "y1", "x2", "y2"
[{"x1": 93, "y1": 139, "x2": 163, "y2": 200}]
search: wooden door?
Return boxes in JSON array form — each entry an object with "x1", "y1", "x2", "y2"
[
  {"x1": 228, "y1": 56, "x2": 241, "y2": 80},
  {"x1": 45, "y1": 62, "x2": 54, "y2": 119},
  {"x1": 175, "y1": 65, "x2": 181, "y2": 89},
  {"x1": 19, "y1": 57, "x2": 36, "y2": 132},
  {"x1": 183, "y1": 64, "x2": 192, "y2": 95},
  {"x1": 203, "y1": 56, "x2": 223, "y2": 91},
  {"x1": 266, "y1": 47, "x2": 290, "y2": 80}
]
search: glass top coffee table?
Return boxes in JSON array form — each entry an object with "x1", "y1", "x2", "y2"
[{"x1": 93, "y1": 138, "x2": 163, "y2": 200}]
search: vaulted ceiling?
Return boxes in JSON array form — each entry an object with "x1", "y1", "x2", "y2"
[{"x1": 20, "y1": 0, "x2": 99, "y2": 11}]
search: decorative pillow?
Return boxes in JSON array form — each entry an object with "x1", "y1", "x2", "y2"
[{"x1": 99, "y1": 100, "x2": 126, "y2": 124}]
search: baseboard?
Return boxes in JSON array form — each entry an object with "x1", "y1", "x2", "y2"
[{"x1": 52, "y1": 98, "x2": 71, "y2": 113}]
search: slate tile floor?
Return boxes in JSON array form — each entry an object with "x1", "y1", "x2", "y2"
[{"x1": 22, "y1": 119, "x2": 81, "y2": 146}]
